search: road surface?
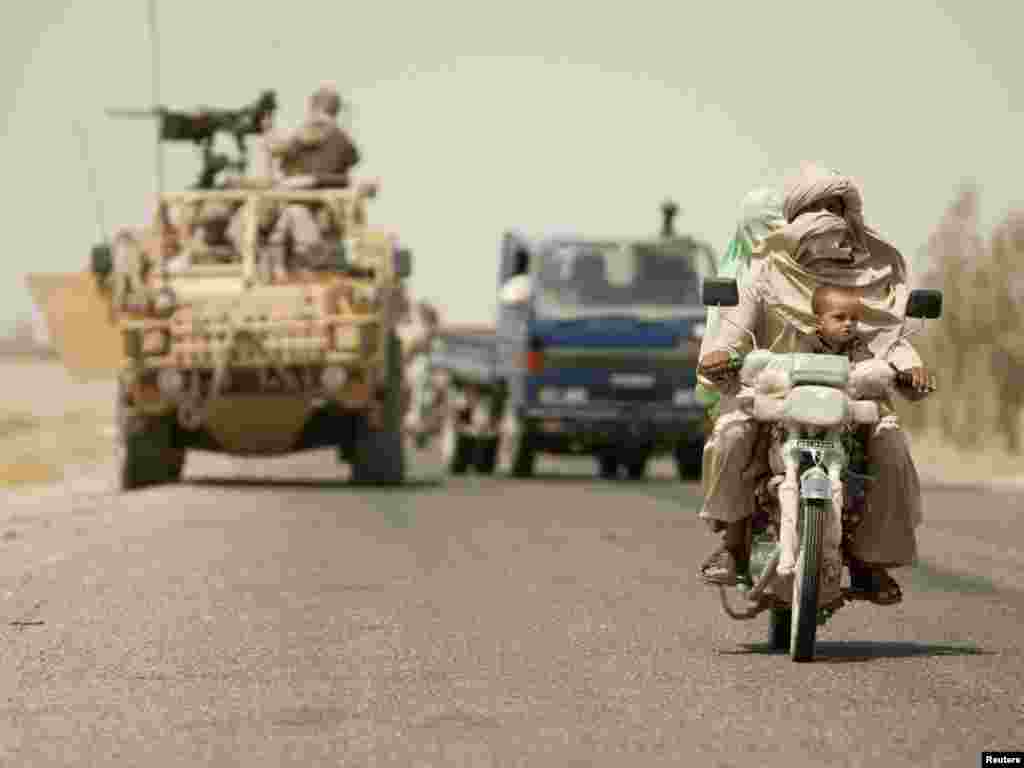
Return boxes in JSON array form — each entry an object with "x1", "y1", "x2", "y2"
[{"x1": 2, "y1": 444, "x2": 1022, "y2": 767}]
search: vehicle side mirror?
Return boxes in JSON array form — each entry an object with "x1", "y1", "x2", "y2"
[
  {"x1": 702, "y1": 277, "x2": 739, "y2": 307},
  {"x1": 90, "y1": 243, "x2": 113, "y2": 278},
  {"x1": 906, "y1": 289, "x2": 942, "y2": 319},
  {"x1": 393, "y1": 247, "x2": 412, "y2": 279},
  {"x1": 499, "y1": 274, "x2": 532, "y2": 306}
]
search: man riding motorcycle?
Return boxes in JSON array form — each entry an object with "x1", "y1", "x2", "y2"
[{"x1": 697, "y1": 163, "x2": 934, "y2": 605}]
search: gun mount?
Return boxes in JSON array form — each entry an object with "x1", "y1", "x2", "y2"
[{"x1": 107, "y1": 90, "x2": 278, "y2": 190}]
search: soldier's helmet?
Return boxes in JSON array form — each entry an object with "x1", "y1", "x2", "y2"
[{"x1": 310, "y1": 84, "x2": 342, "y2": 117}]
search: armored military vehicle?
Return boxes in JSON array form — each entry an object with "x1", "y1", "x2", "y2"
[{"x1": 27, "y1": 97, "x2": 412, "y2": 490}]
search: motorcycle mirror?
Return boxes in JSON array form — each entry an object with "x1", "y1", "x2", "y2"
[
  {"x1": 905, "y1": 289, "x2": 942, "y2": 320},
  {"x1": 702, "y1": 277, "x2": 739, "y2": 307}
]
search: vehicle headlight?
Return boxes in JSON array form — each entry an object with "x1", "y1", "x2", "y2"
[
  {"x1": 157, "y1": 369, "x2": 186, "y2": 398},
  {"x1": 539, "y1": 387, "x2": 587, "y2": 404},
  {"x1": 691, "y1": 322, "x2": 706, "y2": 339},
  {"x1": 153, "y1": 287, "x2": 177, "y2": 317},
  {"x1": 564, "y1": 387, "x2": 587, "y2": 403},
  {"x1": 321, "y1": 365, "x2": 349, "y2": 392},
  {"x1": 539, "y1": 387, "x2": 561, "y2": 404},
  {"x1": 674, "y1": 388, "x2": 697, "y2": 406},
  {"x1": 334, "y1": 324, "x2": 361, "y2": 350},
  {"x1": 141, "y1": 328, "x2": 170, "y2": 356}
]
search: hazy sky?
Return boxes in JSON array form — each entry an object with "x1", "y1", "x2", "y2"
[{"x1": 2, "y1": 0, "x2": 1021, "y2": 333}]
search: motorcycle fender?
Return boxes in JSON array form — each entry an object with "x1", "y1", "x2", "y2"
[{"x1": 25, "y1": 272, "x2": 122, "y2": 381}]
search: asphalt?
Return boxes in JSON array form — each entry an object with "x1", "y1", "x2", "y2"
[{"x1": 2, "y1": 447, "x2": 1022, "y2": 767}]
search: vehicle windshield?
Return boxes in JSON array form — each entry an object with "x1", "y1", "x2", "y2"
[{"x1": 534, "y1": 239, "x2": 713, "y2": 320}]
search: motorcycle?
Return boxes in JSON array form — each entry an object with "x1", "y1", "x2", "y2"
[{"x1": 700, "y1": 278, "x2": 941, "y2": 662}]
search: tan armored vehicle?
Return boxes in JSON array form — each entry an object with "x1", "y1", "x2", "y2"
[{"x1": 27, "y1": 184, "x2": 412, "y2": 489}]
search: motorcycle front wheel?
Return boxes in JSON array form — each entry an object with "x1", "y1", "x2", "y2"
[{"x1": 791, "y1": 500, "x2": 826, "y2": 662}]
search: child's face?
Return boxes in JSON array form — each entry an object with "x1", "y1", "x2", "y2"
[{"x1": 817, "y1": 297, "x2": 861, "y2": 346}]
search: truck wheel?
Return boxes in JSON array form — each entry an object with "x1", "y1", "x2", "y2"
[
  {"x1": 498, "y1": 415, "x2": 535, "y2": 478},
  {"x1": 625, "y1": 456, "x2": 649, "y2": 480},
  {"x1": 350, "y1": 333, "x2": 406, "y2": 486},
  {"x1": 769, "y1": 607, "x2": 792, "y2": 651},
  {"x1": 674, "y1": 438, "x2": 704, "y2": 481},
  {"x1": 474, "y1": 436, "x2": 499, "y2": 475},
  {"x1": 117, "y1": 392, "x2": 185, "y2": 491},
  {"x1": 440, "y1": 413, "x2": 473, "y2": 475},
  {"x1": 597, "y1": 455, "x2": 620, "y2": 479}
]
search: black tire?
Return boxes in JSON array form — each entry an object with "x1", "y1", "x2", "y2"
[
  {"x1": 598, "y1": 455, "x2": 620, "y2": 479},
  {"x1": 440, "y1": 408, "x2": 474, "y2": 475},
  {"x1": 791, "y1": 500, "x2": 825, "y2": 662},
  {"x1": 350, "y1": 333, "x2": 406, "y2": 486},
  {"x1": 474, "y1": 436, "x2": 499, "y2": 475},
  {"x1": 118, "y1": 400, "x2": 185, "y2": 491},
  {"x1": 498, "y1": 413, "x2": 536, "y2": 478},
  {"x1": 769, "y1": 608, "x2": 792, "y2": 651},
  {"x1": 625, "y1": 455, "x2": 648, "y2": 480},
  {"x1": 674, "y1": 438, "x2": 704, "y2": 481}
]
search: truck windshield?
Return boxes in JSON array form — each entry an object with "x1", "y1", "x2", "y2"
[{"x1": 534, "y1": 239, "x2": 712, "y2": 320}]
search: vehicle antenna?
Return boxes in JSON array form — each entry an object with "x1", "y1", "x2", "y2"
[
  {"x1": 147, "y1": 0, "x2": 165, "y2": 198},
  {"x1": 72, "y1": 119, "x2": 108, "y2": 244}
]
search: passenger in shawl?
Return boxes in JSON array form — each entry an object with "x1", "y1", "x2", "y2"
[
  {"x1": 697, "y1": 187, "x2": 785, "y2": 419},
  {"x1": 696, "y1": 164, "x2": 934, "y2": 605}
]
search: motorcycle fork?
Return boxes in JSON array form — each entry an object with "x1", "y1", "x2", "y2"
[{"x1": 777, "y1": 429, "x2": 846, "y2": 579}]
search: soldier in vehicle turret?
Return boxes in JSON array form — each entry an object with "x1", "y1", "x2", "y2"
[{"x1": 262, "y1": 84, "x2": 362, "y2": 281}]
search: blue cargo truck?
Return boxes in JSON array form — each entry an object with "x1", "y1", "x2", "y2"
[{"x1": 429, "y1": 204, "x2": 717, "y2": 480}]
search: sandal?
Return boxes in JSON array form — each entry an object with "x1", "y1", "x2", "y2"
[
  {"x1": 847, "y1": 562, "x2": 903, "y2": 606},
  {"x1": 699, "y1": 547, "x2": 752, "y2": 588}
]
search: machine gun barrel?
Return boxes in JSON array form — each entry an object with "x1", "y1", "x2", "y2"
[{"x1": 106, "y1": 107, "x2": 165, "y2": 118}]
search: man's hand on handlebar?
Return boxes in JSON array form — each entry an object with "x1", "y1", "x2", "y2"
[
  {"x1": 893, "y1": 365, "x2": 936, "y2": 394},
  {"x1": 699, "y1": 350, "x2": 739, "y2": 383}
]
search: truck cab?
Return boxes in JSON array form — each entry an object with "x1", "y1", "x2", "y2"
[{"x1": 491, "y1": 228, "x2": 715, "y2": 478}]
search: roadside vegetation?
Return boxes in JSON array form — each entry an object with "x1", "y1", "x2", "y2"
[{"x1": 896, "y1": 184, "x2": 1024, "y2": 472}]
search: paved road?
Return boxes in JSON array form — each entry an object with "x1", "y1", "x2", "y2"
[{"x1": 2, "y1": 447, "x2": 1022, "y2": 767}]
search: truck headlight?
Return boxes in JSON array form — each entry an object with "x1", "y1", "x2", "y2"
[
  {"x1": 539, "y1": 387, "x2": 561, "y2": 404},
  {"x1": 691, "y1": 322, "x2": 706, "y2": 339},
  {"x1": 564, "y1": 387, "x2": 587, "y2": 403},
  {"x1": 673, "y1": 388, "x2": 697, "y2": 406}
]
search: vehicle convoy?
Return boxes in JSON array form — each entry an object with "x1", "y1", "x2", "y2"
[
  {"x1": 429, "y1": 202, "x2": 717, "y2": 480},
  {"x1": 702, "y1": 277, "x2": 942, "y2": 662},
  {"x1": 26, "y1": 95, "x2": 413, "y2": 490}
]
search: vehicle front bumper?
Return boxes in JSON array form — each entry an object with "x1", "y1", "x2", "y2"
[{"x1": 520, "y1": 402, "x2": 705, "y2": 452}]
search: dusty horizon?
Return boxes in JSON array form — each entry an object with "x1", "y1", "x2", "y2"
[{"x1": 3, "y1": 0, "x2": 1022, "y2": 335}]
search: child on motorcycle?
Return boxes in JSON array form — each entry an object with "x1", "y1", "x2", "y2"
[{"x1": 799, "y1": 284, "x2": 933, "y2": 602}]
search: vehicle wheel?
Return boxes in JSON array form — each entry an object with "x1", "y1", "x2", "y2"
[
  {"x1": 498, "y1": 413, "x2": 535, "y2": 478},
  {"x1": 791, "y1": 500, "x2": 825, "y2": 662},
  {"x1": 350, "y1": 333, "x2": 406, "y2": 486},
  {"x1": 474, "y1": 436, "x2": 499, "y2": 475},
  {"x1": 674, "y1": 437, "x2": 704, "y2": 481},
  {"x1": 118, "y1": 392, "x2": 184, "y2": 491},
  {"x1": 769, "y1": 607, "x2": 792, "y2": 651},
  {"x1": 440, "y1": 411, "x2": 473, "y2": 475},
  {"x1": 625, "y1": 455, "x2": 648, "y2": 480},
  {"x1": 598, "y1": 455, "x2": 620, "y2": 479}
]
